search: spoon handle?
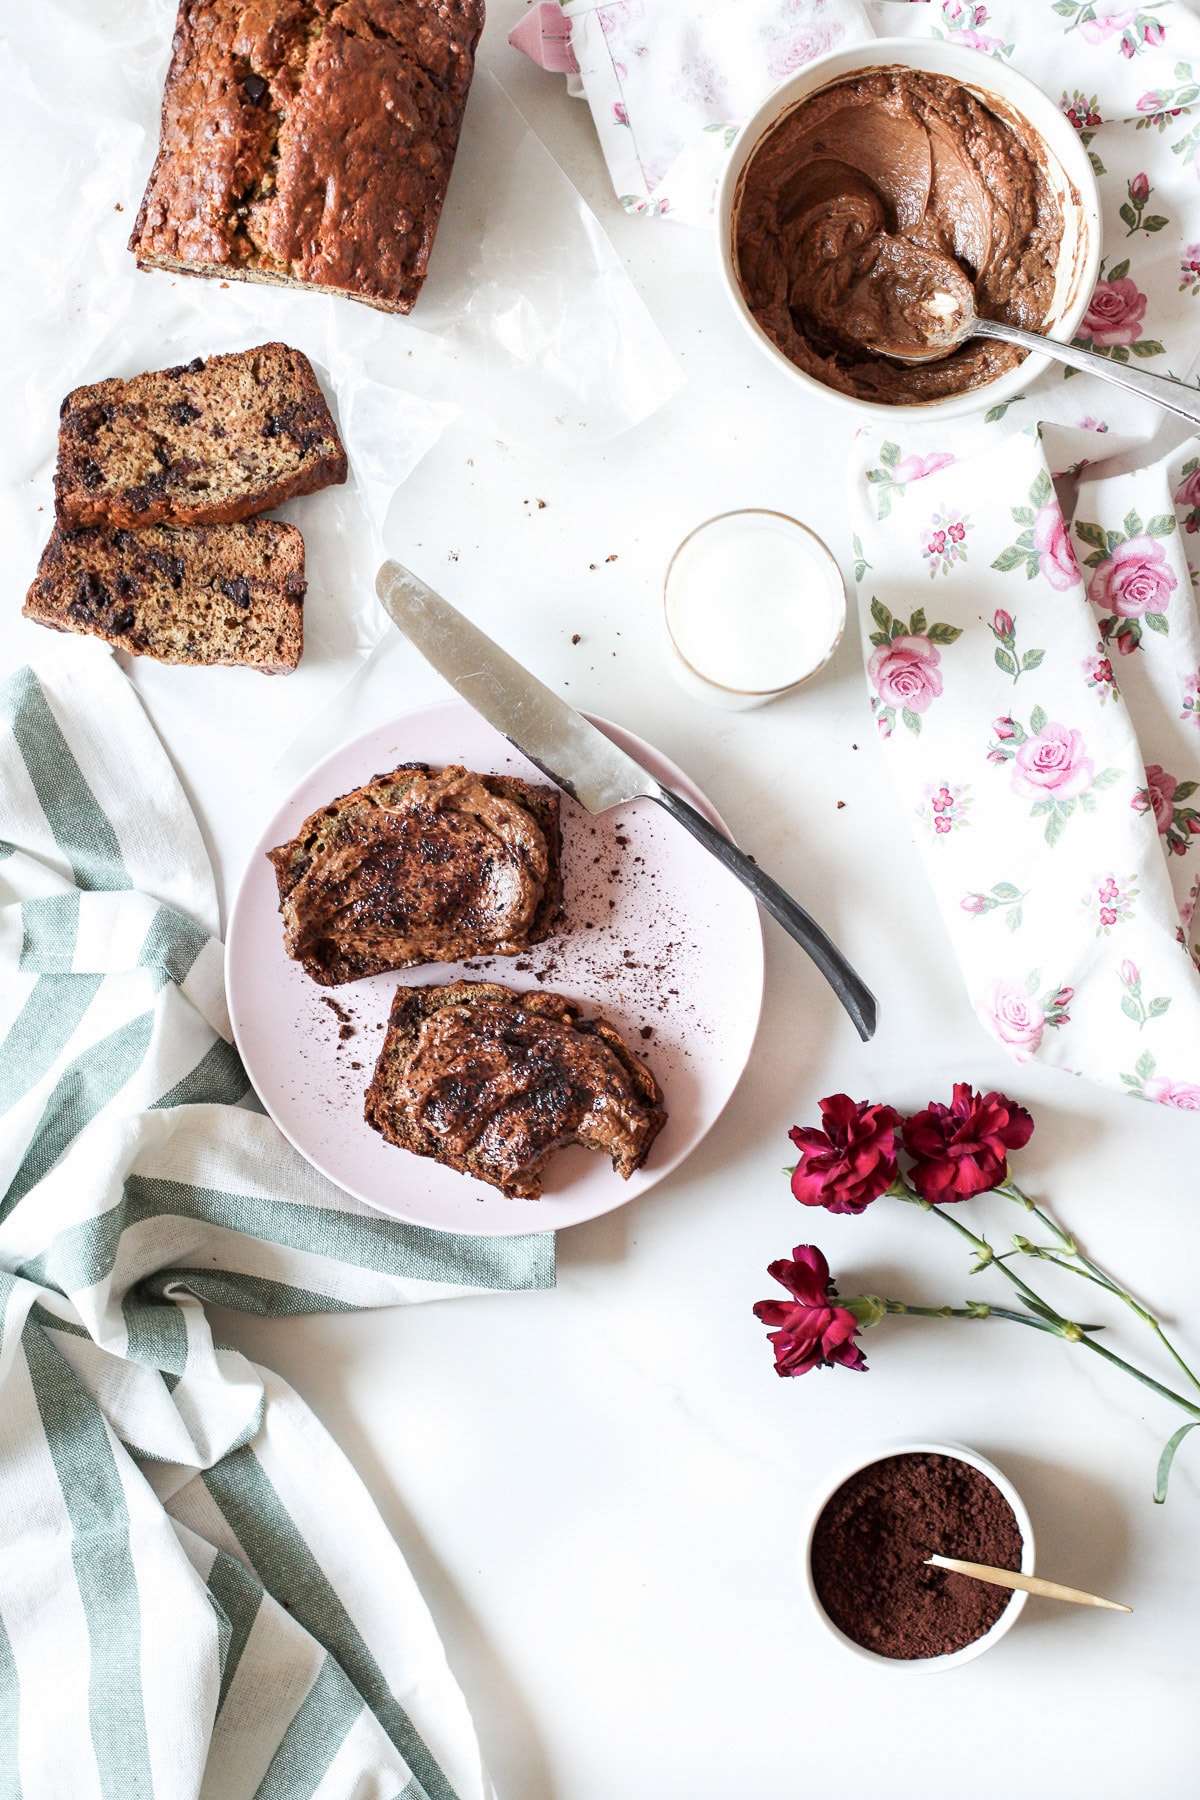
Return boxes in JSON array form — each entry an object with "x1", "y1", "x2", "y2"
[{"x1": 974, "y1": 315, "x2": 1200, "y2": 428}]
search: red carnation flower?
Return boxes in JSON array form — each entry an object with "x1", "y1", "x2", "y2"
[
  {"x1": 788, "y1": 1094, "x2": 901, "y2": 1214},
  {"x1": 753, "y1": 1245, "x2": 867, "y2": 1377},
  {"x1": 902, "y1": 1083, "x2": 1034, "y2": 1203}
]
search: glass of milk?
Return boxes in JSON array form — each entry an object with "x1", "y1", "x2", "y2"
[{"x1": 663, "y1": 510, "x2": 846, "y2": 710}]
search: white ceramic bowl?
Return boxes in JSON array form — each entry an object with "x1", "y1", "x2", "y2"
[
  {"x1": 799, "y1": 1438, "x2": 1036, "y2": 1671},
  {"x1": 716, "y1": 39, "x2": 1101, "y2": 421}
]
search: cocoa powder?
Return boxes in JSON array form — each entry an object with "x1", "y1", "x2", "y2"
[{"x1": 810, "y1": 1452, "x2": 1023, "y2": 1660}]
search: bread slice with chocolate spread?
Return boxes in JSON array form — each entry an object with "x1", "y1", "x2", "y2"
[{"x1": 364, "y1": 980, "x2": 667, "y2": 1198}]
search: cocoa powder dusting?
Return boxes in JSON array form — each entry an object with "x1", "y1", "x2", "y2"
[{"x1": 810, "y1": 1453, "x2": 1023, "y2": 1660}]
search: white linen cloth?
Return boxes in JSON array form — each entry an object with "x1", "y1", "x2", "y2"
[
  {"x1": 0, "y1": 638, "x2": 553, "y2": 1798},
  {"x1": 846, "y1": 3, "x2": 1200, "y2": 1103}
]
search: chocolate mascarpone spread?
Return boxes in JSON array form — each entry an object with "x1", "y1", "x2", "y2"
[
  {"x1": 269, "y1": 765, "x2": 561, "y2": 984},
  {"x1": 734, "y1": 69, "x2": 1065, "y2": 404},
  {"x1": 398, "y1": 992, "x2": 662, "y2": 1192}
]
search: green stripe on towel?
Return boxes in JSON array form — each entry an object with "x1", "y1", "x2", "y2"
[
  {"x1": 18, "y1": 893, "x2": 80, "y2": 971},
  {"x1": 21, "y1": 1175, "x2": 553, "y2": 1299},
  {"x1": 1, "y1": 1011, "x2": 155, "y2": 1219},
  {"x1": 206, "y1": 1549, "x2": 265, "y2": 1717},
  {"x1": 137, "y1": 905, "x2": 210, "y2": 988},
  {"x1": 23, "y1": 1323, "x2": 153, "y2": 1800},
  {"x1": 0, "y1": 670, "x2": 130, "y2": 893},
  {"x1": 0, "y1": 975, "x2": 102, "y2": 1116},
  {"x1": 152, "y1": 1039, "x2": 250, "y2": 1110},
  {"x1": 0, "y1": 1604, "x2": 21, "y2": 1800},
  {"x1": 204, "y1": 1451, "x2": 456, "y2": 1800},
  {"x1": 254, "y1": 1655, "x2": 369, "y2": 1800}
]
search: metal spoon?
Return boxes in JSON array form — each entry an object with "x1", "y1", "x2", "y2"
[{"x1": 877, "y1": 257, "x2": 1200, "y2": 426}]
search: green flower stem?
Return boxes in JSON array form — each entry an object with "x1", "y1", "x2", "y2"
[
  {"x1": 1069, "y1": 1332, "x2": 1200, "y2": 1420},
  {"x1": 917, "y1": 1198, "x2": 1049, "y2": 1310},
  {"x1": 997, "y1": 1181, "x2": 1200, "y2": 1399},
  {"x1": 882, "y1": 1299, "x2": 1070, "y2": 1335},
  {"x1": 906, "y1": 1188, "x2": 1200, "y2": 1425}
]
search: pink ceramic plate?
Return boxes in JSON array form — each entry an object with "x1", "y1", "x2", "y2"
[{"x1": 226, "y1": 701, "x2": 764, "y2": 1235}]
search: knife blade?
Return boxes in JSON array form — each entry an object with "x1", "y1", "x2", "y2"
[{"x1": 377, "y1": 561, "x2": 877, "y2": 1041}]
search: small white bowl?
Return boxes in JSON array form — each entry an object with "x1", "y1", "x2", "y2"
[
  {"x1": 799, "y1": 1438, "x2": 1036, "y2": 1671},
  {"x1": 662, "y1": 509, "x2": 846, "y2": 711},
  {"x1": 716, "y1": 39, "x2": 1101, "y2": 421}
]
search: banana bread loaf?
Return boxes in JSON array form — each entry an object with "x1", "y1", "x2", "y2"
[
  {"x1": 24, "y1": 519, "x2": 306, "y2": 673},
  {"x1": 129, "y1": 0, "x2": 485, "y2": 314},
  {"x1": 55, "y1": 344, "x2": 346, "y2": 529}
]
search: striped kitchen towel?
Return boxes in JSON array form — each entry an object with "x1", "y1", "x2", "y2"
[{"x1": 0, "y1": 638, "x2": 554, "y2": 1800}]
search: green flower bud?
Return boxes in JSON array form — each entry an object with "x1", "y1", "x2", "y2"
[{"x1": 841, "y1": 1294, "x2": 887, "y2": 1329}]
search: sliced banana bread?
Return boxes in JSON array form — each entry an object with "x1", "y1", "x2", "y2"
[
  {"x1": 55, "y1": 343, "x2": 346, "y2": 528},
  {"x1": 24, "y1": 519, "x2": 305, "y2": 673},
  {"x1": 268, "y1": 765, "x2": 563, "y2": 984},
  {"x1": 364, "y1": 981, "x2": 667, "y2": 1198}
]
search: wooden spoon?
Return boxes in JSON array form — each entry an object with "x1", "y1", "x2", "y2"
[{"x1": 925, "y1": 1553, "x2": 1131, "y2": 1612}]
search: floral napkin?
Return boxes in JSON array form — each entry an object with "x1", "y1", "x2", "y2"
[
  {"x1": 852, "y1": 429, "x2": 1200, "y2": 1104},
  {"x1": 848, "y1": 2, "x2": 1200, "y2": 1106}
]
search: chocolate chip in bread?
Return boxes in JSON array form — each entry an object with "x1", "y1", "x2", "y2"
[
  {"x1": 364, "y1": 981, "x2": 667, "y2": 1198},
  {"x1": 24, "y1": 519, "x2": 306, "y2": 674},
  {"x1": 267, "y1": 765, "x2": 564, "y2": 984},
  {"x1": 55, "y1": 344, "x2": 346, "y2": 529},
  {"x1": 129, "y1": 0, "x2": 485, "y2": 314}
]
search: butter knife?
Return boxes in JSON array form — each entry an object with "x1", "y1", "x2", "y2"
[{"x1": 376, "y1": 561, "x2": 877, "y2": 1041}]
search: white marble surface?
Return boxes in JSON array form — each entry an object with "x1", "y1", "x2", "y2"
[{"x1": 5, "y1": 7, "x2": 1200, "y2": 1795}]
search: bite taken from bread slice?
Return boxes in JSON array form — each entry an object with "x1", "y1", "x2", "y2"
[
  {"x1": 364, "y1": 981, "x2": 667, "y2": 1199},
  {"x1": 23, "y1": 519, "x2": 305, "y2": 673},
  {"x1": 268, "y1": 765, "x2": 564, "y2": 985},
  {"x1": 54, "y1": 343, "x2": 346, "y2": 529}
]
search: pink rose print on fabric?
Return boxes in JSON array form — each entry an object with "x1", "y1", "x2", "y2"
[
  {"x1": 960, "y1": 881, "x2": 1026, "y2": 930},
  {"x1": 866, "y1": 601, "x2": 961, "y2": 736},
  {"x1": 1081, "y1": 275, "x2": 1146, "y2": 345},
  {"x1": 893, "y1": 451, "x2": 956, "y2": 485},
  {"x1": 992, "y1": 472, "x2": 1078, "y2": 591},
  {"x1": 1175, "y1": 456, "x2": 1200, "y2": 532},
  {"x1": 988, "y1": 708, "x2": 1120, "y2": 845},
  {"x1": 1088, "y1": 536, "x2": 1176, "y2": 617},
  {"x1": 977, "y1": 975, "x2": 1071, "y2": 1064},
  {"x1": 1073, "y1": 260, "x2": 1163, "y2": 361},
  {"x1": 1145, "y1": 1079, "x2": 1200, "y2": 1108},
  {"x1": 979, "y1": 979, "x2": 1045, "y2": 1060},
  {"x1": 1181, "y1": 670, "x2": 1200, "y2": 728},
  {"x1": 1125, "y1": 1051, "x2": 1200, "y2": 1104},
  {"x1": 1132, "y1": 765, "x2": 1200, "y2": 854},
  {"x1": 870, "y1": 636, "x2": 943, "y2": 709},
  {"x1": 1079, "y1": 7, "x2": 1138, "y2": 43},
  {"x1": 863, "y1": 442, "x2": 956, "y2": 521},
  {"x1": 1118, "y1": 960, "x2": 1171, "y2": 1030},
  {"x1": 1034, "y1": 503, "x2": 1081, "y2": 590},
  {"x1": 936, "y1": 3, "x2": 1012, "y2": 56},
  {"x1": 1180, "y1": 244, "x2": 1200, "y2": 295},
  {"x1": 1011, "y1": 722, "x2": 1093, "y2": 799},
  {"x1": 990, "y1": 610, "x2": 1045, "y2": 685},
  {"x1": 1077, "y1": 510, "x2": 1178, "y2": 653},
  {"x1": 764, "y1": 19, "x2": 843, "y2": 84}
]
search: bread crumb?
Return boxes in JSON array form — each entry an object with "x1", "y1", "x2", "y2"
[
  {"x1": 571, "y1": 633, "x2": 581, "y2": 645},
  {"x1": 114, "y1": 202, "x2": 124, "y2": 212},
  {"x1": 537, "y1": 498, "x2": 547, "y2": 509},
  {"x1": 837, "y1": 800, "x2": 846, "y2": 810},
  {"x1": 605, "y1": 554, "x2": 617, "y2": 562}
]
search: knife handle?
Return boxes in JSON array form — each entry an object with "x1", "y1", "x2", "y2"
[{"x1": 650, "y1": 787, "x2": 878, "y2": 1042}]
